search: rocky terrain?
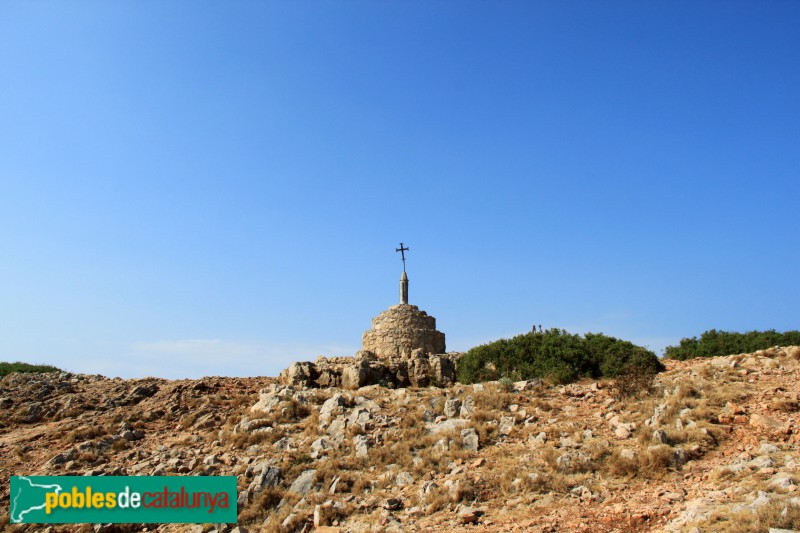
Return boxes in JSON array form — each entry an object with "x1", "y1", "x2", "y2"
[{"x1": 3, "y1": 346, "x2": 800, "y2": 532}]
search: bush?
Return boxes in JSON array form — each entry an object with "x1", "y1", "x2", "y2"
[
  {"x1": 611, "y1": 363, "x2": 658, "y2": 399},
  {"x1": 0, "y1": 362, "x2": 61, "y2": 378},
  {"x1": 664, "y1": 329, "x2": 800, "y2": 360},
  {"x1": 457, "y1": 329, "x2": 663, "y2": 385}
]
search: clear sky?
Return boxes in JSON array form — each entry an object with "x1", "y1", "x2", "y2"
[{"x1": 1, "y1": 2, "x2": 798, "y2": 379}]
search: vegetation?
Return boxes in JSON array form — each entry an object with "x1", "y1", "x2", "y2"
[
  {"x1": 610, "y1": 363, "x2": 659, "y2": 399},
  {"x1": 664, "y1": 329, "x2": 800, "y2": 360},
  {"x1": 0, "y1": 361, "x2": 61, "y2": 378},
  {"x1": 457, "y1": 329, "x2": 663, "y2": 384}
]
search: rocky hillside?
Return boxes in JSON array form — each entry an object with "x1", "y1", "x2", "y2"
[{"x1": 3, "y1": 347, "x2": 800, "y2": 532}]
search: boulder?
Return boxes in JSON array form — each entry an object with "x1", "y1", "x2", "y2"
[
  {"x1": 460, "y1": 395, "x2": 475, "y2": 418},
  {"x1": 348, "y1": 407, "x2": 373, "y2": 431},
  {"x1": 461, "y1": 428, "x2": 479, "y2": 452},
  {"x1": 428, "y1": 418, "x2": 468, "y2": 434},
  {"x1": 444, "y1": 398, "x2": 462, "y2": 418},
  {"x1": 459, "y1": 506, "x2": 483, "y2": 524},
  {"x1": 340, "y1": 364, "x2": 366, "y2": 390},
  {"x1": 288, "y1": 469, "x2": 318, "y2": 494},
  {"x1": 652, "y1": 429, "x2": 669, "y2": 444},
  {"x1": 319, "y1": 394, "x2": 349, "y2": 426},
  {"x1": 382, "y1": 498, "x2": 402, "y2": 511},
  {"x1": 353, "y1": 435, "x2": 370, "y2": 459},
  {"x1": 280, "y1": 362, "x2": 314, "y2": 386},
  {"x1": 750, "y1": 414, "x2": 784, "y2": 431},
  {"x1": 514, "y1": 378, "x2": 542, "y2": 391},
  {"x1": 498, "y1": 416, "x2": 515, "y2": 436},
  {"x1": 123, "y1": 383, "x2": 159, "y2": 405}
]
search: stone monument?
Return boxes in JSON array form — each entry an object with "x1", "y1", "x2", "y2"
[
  {"x1": 361, "y1": 242, "x2": 446, "y2": 359},
  {"x1": 279, "y1": 243, "x2": 458, "y2": 389},
  {"x1": 361, "y1": 302, "x2": 446, "y2": 360}
]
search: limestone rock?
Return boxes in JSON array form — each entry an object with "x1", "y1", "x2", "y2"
[
  {"x1": 498, "y1": 416, "x2": 515, "y2": 436},
  {"x1": 123, "y1": 383, "x2": 159, "y2": 405},
  {"x1": 428, "y1": 418, "x2": 468, "y2": 434},
  {"x1": 750, "y1": 414, "x2": 784, "y2": 431},
  {"x1": 250, "y1": 466, "x2": 282, "y2": 493},
  {"x1": 288, "y1": 469, "x2": 318, "y2": 494},
  {"x1": 461, "y1": 428, "x2": 479, "y2": 452},
  {"x1": 340, "y1": 364, "x2": 365, "y2": 390},
  {"x1": 459, "y1": 506, "x2": 483, "y2": 524},
  {"x1": 460, "y1": 395, "x2": 474, "y2": 418},
  {"x1": 347, "y1": 407, "x2": 373, "y2": 431},
  {"x1": 319, "y1": 394, "x2": 349, "y2": 426},
  {"x1": 279, "y1": 362, "x2": 314, "y2": 387},
  {"x1": 353, "y1": 435, "x2": 370, "y2": 459},
  {"x1": 444, "y1": 398, "x2": 462, "y2": 418},
  {"x1": 652, "y1": 429, "x2": 669, "y2": 444},
  {"x1": 382, "y1": 498, "x2": 402, "y2": 510},
  {"x1": 514, "y1": 379, "x2": 542, "y2": 391},
  {"x1": 278, "y1": 351, "x2": 460, "y2": 390},
  {"x1": 619, "y1": 448, "x2": 637, "y2": 461},
  {"x1": 395, "y1": 471, "x2": 414, "y2": 487}
]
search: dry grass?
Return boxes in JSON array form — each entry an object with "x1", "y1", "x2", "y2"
[
  {"x1": 450, "y1": 477, "x2": 479, "y2": 502},
  {"x1": 335, "y1": 404, "x2": 474, "y2": 476},
  {"x1": 708, "y1": 465, "x2": 741, "y2": 484},
  {"x1": 685, "y1": 401, "x2": 716, "y2": 422},
  {"x1": 111, "y1": 438, "x2": 131, "y2": 452},
  {"x1": 261, "y1": 493, "x2": 304, "y2": 530},
  {"x1": 365, "y1": 440, "x2": 394, "y2": 467},
  {"x1": 13, "y1": 445, "x2": 28, "y2": 461},
  {"x1": 523, "y1": 471, "x2": 572, "y2": 494},
  {"x1": 0, "y1": 512, "x2": 27, "y2": 533},
  {"x1": 705, "y1": 382, "x2": 747, "y2": 407},
  {"x1": 315, "y1": 455, "x2": 359, "y2": 493},
  {"x1": 607, "y1": 449, "x2": 640, "y2": 477},
  {"x1": 307, "y1": 497, "x2": 348, "y2": 528},
  {"x1": 345, "y1": 422, "x2": 365, "y2": 439},
  {"x1": 350, "y1": 473, "x2": 372, "y2": 494},
  {"x1": 237, "y1": 487, "x2": 284, "y2": 524},
  {"x1": 771, "y1": 398, "x2": 800, "y2": 413},
  {"x1": 281, "y1": 399, "x2": 311, "y2": 421},
  {"x1": 470, "y1": 411, "x2": 499, "y2": 445},
  {"x1": 179, "y1": 411, "x2": 200, "y2": 427},
  {"x1": 660, "y1": 388, "x2": 701, "y2": 423},
  {"x1": 640, "y1": 445, "x2": 678, "y2": 475},
  {"x1": 410, "y1": 430, "x2": 469, "y2": 476},
  {"x1": 59, "y1": 406, "x2": 86, "y2": 419},
  {"x1": 421, "y1": 485, "x2": 454, "y2": 515},
  {"x1": 701, "y1": 501, "x2": 800, "y2": 533},
  {"x1": 227, "y1": 391, "x2": 257, "y2": 409},
  {"x1": 666, "y1": 423, "x2": 720, "y2": 450},
  {"x1": 226, "y1": 427, "x2": 284, "y2": 449},
  {"x1": 300, "y1": 408, "x2": 320, "y2": 438},
  {"x1": 472, "y1": 383, "x2": 514, "y2": 411},
  {"x1": 530, "y1": 397, "x2": 555, "y2": 411}
]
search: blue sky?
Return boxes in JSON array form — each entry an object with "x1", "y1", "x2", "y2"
[{"x1": 1, "y1": 2, "x2": 798, "y2": 378}]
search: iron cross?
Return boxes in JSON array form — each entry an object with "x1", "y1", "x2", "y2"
[{"x1": 396, "y1": 242, "x2": 409, "y2": 272}]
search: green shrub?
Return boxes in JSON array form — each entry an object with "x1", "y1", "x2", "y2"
[
  {"x1": 664, "y1": 329, "x2": 800, "y2": 360},
  {"x1": 498, "y1": 376, "x2": 514, "y2": 392},
  {"x1": 457, "y1": 329, "x2": 662, "y2": 385},
  {"x1": 0, "y1": 362, "x2": 61, "y2": 378}
]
